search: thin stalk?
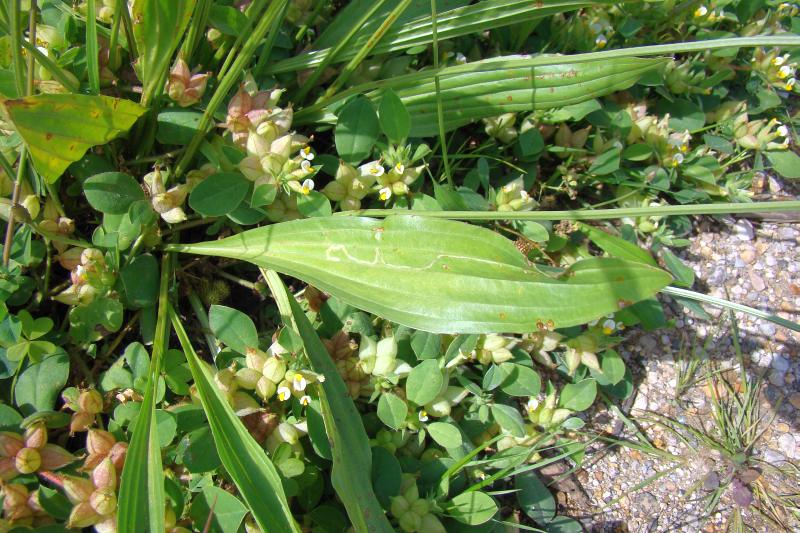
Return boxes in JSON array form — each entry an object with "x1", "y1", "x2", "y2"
[
  {"x1": 173, "y1": 0, "x2": 288, "y2": 178},
  {"x1": 86, "y1": 0, "x2": 100, "y2": 94},
  {"x1": 293, "y1": 0, "x2": 326, "y2": 43},
  {"x1": 253, "y1": 0, "x2": 291, "y2": 79},
  {"x1": 120, "y1": 0, "x2": 137, "y2": 59},
  {"x1": 662, "y1": 286, "x2": 800, "y2": 333},
  {"x1": 180, "y1": 0, "x2": 211, "y2": 62},
  {"x1": 430, "y1": 0, "x2": 452, "y2": 187},
  {"x1": 186, "y1": 289, "x2": 219, "y2": 359},
  {"x1": 25, "y1": 1, "x2": 36, "y2": 95},
  {"x1": 10, "y1": 0, "x2": 25, "y2": 96},
  {"x1": 335, "y1": 200, "x2": 800, "y2": 220},
  {"x1": 2, "y1": 149, "x2": 26, "y2": 267},
  {"x1": 107, "y1": 0, "x2": 125, "y2": 71},
  {"x1": 297, "y1": 0, "x2": 389, "y2": 102},
  {"x1": 217, "y1": 0, "x2": 268, "y2": 82}
]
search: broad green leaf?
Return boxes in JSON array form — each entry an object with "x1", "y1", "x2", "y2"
[
  {"x1": 499, "y1": 363, "x2": 541, "y2": 397},
  {"x1": 588, "y1": 147, "x2": 621, "y2": 175},
  {"x1": 156, "y1": 110, "x2": 203, "y2": 145},
  {"x1": 296, "y1": 191, "x2": 333, "y2": 218},
  {"x1": 120, "y1": 254, "x2": 160, "y2": 308},
  {"x1": 490, "y1": 403, "x2": 525, "y2": 437},
  {"x1": 559, "y1": 379, "x2": 597, "y2": 411},
  {"x1": 170, "y1": 308, "x2": 300, "y2": 533},
  {"x1": 208, "y1": 305, "x2": 258, "y2": 354},
  {"x1": 579, "y1": 223, "x2": 657, "y2": 267},
  {"x1": 299, "y1": 56, "x2": 667, "y2": 136},
  {"x1": 118, "y1": 257, "x2": 171, "y2": 533},
  {"x1": 0, "y1": 94, "x2": 146, "y2": 182},
  {"x1": 406, "y1": 359, "x2": 444, "y2": 405},
  {"x1": 14, "y1": 350, "x2": 69, "y2": 416},
  {"x1": 264, "y1": 271, "x2": 393, "y2": 532},
  {"x1": 379, "y1": 89, "x2": 411, "y2": 142},
  {"x1": 189, "y1": 486, "x2": 247, "y2": 533},
  {"x1": 427, "y1": 421, "x2": 462, "y2": 448},
  {"x1": 661, "y1": 248, "x2": 695, "y2": 287},
  {"x1": 131, "y1": 0, "x2": 196, "y2": 106},
  {"x1": 371, "y1": 446, "x2": 402, "y2": 507},
  {"x1": 766, "y1": 150, "x2": 800, "y2": 179},
  {"x1": 591, "y1": 349, "x2": 625, "y2": 386},
  {"x1": 447, "y1": 491, "x2": 498, "y2": 525},
  {"x1": 411, "y1": 331, "x2": 441, "y2": 360},
  {"x1": 188, "y1": 172, "x2": 250, "y2": 217},
  {"x1": 377, "y1": 392, "x2": 408, "y2": 429},
  {"x1": 515, "y1": 470, "x2": 556, "y2": 523},
  {"x1": 335, "y1": 96, "x2": 380, "y2": 164},
  {"x1": 167, "y1": 216, "x2": 672, "y2": 333}
]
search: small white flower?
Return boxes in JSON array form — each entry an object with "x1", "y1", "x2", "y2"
[
  {"x1": 455, "y1": 52, "x2": 467, "y2": 64},
  {"x1": 772, "y1": 54, "x2": 789, "y2": 67},
  {"x1": 301, "y1": 179, "x2": 315, "y2": 195},
  {"x1": 277, "y1": 386, "x2": 292, "y2": 401},
  {"x1": 379, "y1": 187, "x2": 392, "y2": 201},
  {"x1": 292, "y1": 373, "x2": 308, "y2": 391},
  {"x1": 300, "y1": 160, "x2": 312, "y2": 173},
  {"x1": 360, "y1": 160, "x2": 385, "y2": 177},
  {"x1": 595, "y1": 34, "x2": 608, "y2": 48},
  {"x1": 777, "y1": 124, "x2": 790, "y2": 137},
  {"x1": 779, "y1": 65, "x2": 794, "y2": 79},
  {"x1": 526, "y1": 398, "x2": 539, "y2": 412},
  {"x1": 317, "y1": 374, "x2": 326, "y2": 383},
  {"x1": 418, "y1": 410, "x2": 429, "y2": 422},
  {"x1": 785, "y1": 78, "x2": 796, "y2": 91},
  {"x1": 672, "y1": 153, "x2": 685, "y2": 166},
  {"x1": 393, "y1": 162, "x2": 405, "y2": 175},
  {"x1": 299, "y1": 146, "x2": 315, "y2": 160},
  {"x1": 694, "y1": 5, "x2": 708, "y2": 17},
  {"x1": 519, "y1": 190, "x2": 530, "y2": 200},
  {"x1": 602, "y1": 318, "x2": 617, "y2": 335},
  {"x1": 300, "y1": 395, "x2": 311, "y2": 406}
]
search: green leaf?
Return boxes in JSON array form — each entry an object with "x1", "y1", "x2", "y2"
[
  {"x1": 120, "y1": 254, "x2": 160, "y2": 308},
  {"x1": 490, "y1": 404, "x2": 525, "y2": 437},
  {"x1": 499, "y1": 363, "x2": 541, "y2": 397},
  {"x1": 559, "y1": 379, "x2": 597, "y2": 411},
  {"x1": 296, "y1": 190, "x2": 333, "y2": 218},
  {"x1": 447, "y1": 491, "x2": 498, "y2": 525},
  {"x1": 766, "y1": 150, "x2": 800, "y2": 179},
  {"x1": 515, "y1": 470, "x2": 556, "y2": 523},
  {"x1": 264, "y1": 271, "x2": 393, "y2": 532},
  {"x1": 377, "y1": 392, "x2": 408, "y2": 430},
  {"x1": 168, "y1": 216, "x2": 671, "y2": 333},
  {"x1": 118, "y1": 257, "x2": 171, "y2": 533},
  {"x1": 588, "y1": 147, "x2": 621, "y2": 175},
  {"x1": 208, "y1": 305, "x2": 258, "y2": 354},
  {"x1": 189, "y1": 486, "x2": 247, "y2": 533},
  {"x1": 0, "y1": 94, "x2": 146, "y2": 182},
  {"x1": 591, "y1": 349, "x2": 625, "y2": 386},
  {"x1": 131, "y1": 0, "x2": 195, "y2": 106},
  {"x1": 170, "y1": 307, "x2": 301, "y2": 533},
  {"x1": 371, "y1": 446, "x2": 402, "y2": 507},
  {"x1": 378, "y1": 89, "x2": 411, "y2": 142},
  {"x1": 156, "y1": 110, "x2": 203, "y2": 145},
  {"x1": 189, "y1": 172, "x2": 250, "y2": 217},
  {"x1": 661, "y1": 248, "x2": 695, "y2": 288},
  {"x1": 579, "y1": 223, "x2": 657, "y2": 267},
  {"x1": 427, "y1": 421, "x2": 462, "y2": 448},
  {"x1": 335, "y1": 96, "x2": 380, "y2": 164},
  {"x1": 622, "y1": 143, "x2": 652, "y2": 161},
  {"x1": 411, "y1": 331, "x2": 441, "y2": 360},
  {"x1": 69, "y1": 298, "x2": 124, "y2": 344},
  {"x1": 14, "y1": 350, "x2": 69, "y2": 416},
  {"x1": 84, "y1": 172, "x2": 145, "y2": 214},
  {"x1": 406, "y1": 359, "x2": 443, "y2": 405}
]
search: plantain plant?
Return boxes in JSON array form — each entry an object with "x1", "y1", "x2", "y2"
[{"x1": 0, "y1": 1, "x2": 798, "y2": 532}]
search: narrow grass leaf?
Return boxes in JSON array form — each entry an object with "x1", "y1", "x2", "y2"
[
  {"x1": 170, "y1": 305, "x2": 301, "y2": 533},
  {"x1": 0, "y1": 93, "x2": 146, "y2": 182},
  {"x1": 85, "y1": 0, "x2": 100, "y2": 94},
  {"x1": 118, "y1": 254, "x2": 169, "y2": 533},
  {"x1": 264, "y1": 270, "x2": 393, "y2": 533},
  {"x1": 166, "y1": 216, "x2": 671, "y2": 333}
]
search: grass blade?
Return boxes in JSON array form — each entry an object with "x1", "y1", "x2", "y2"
[
  {"x1": 85, "y1": 0, "x2": 100, "y2": 94},
  {"x1": 117, "y1": 254, "x2": 170, "y2": 533},
  {"x1": 169, "y1": 305, "x2": 301, "y2": 533},
  {"x1": 263, "y1": 269, "x2": 394, "y2": 533}
]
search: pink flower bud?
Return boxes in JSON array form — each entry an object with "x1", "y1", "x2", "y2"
[
  {"x1": 23, "y1": 422, "x2": 48, "y2": 449},
  {"x1": 89, "y1": 488, "x2": 117, "y2": 516},
  {"x1": 70, "y1": 411, "x2": 95, "y2": 434},
  {"x1": 108, "y1": 442, "x2": 128, "y2": 473},
  {"x1": 68, "y1": 501, "x2": 101, "y2": 528},
  {"x1": 39, "y1": 444, "x2": 77, "y2": 471},
  {"x1": 78, "y1": 390, "x2": 104, "y2": 414},
  {"x1": 57, "y1": 247, "x2": 83, "y2": 271},
  {"x1": 62, "y1": 475, "x2": 94, "y2": 504},
  {"x1": 0, "y1": 432, "x2": 24, "y2": 457},
  {"x1": 14, "y1": 447, "x2": 42, "y2": 474},
  {"x1": 86, "y1": 429, "x2": 116, "y2": 456},
  {"x1": 91, "y1": 458, "x2": 116, "y2": 491},
  {"x1": 0, "y1": 456, "x2": 18, "y2": 480},
  {"x1": 1, "y1": 482, "x2": 30, "y2": 509}
]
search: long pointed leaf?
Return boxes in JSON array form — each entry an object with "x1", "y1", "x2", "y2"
[
  {"x1": 169, "y1": 305, "x2": 301, "y2": 533},
  {"x1": 264, "y1": 270, "x2": 394, "y2": 533},
  {"x1": 0, "y1": 94, "x2": 146, "y2": 182},
  {"x1": 118, "y1": 254, "x2": 169, "y2": 533},
  {"x1": 166, "y1": 216, "x2": 671, "y2": 333}
]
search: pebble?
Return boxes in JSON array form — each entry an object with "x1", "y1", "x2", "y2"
[
  {"x1": 777, "y1": 227, "x2": 797, "y2": 240},
  {"x1": 763, "y1": 449, "x2": 786, "y2": 465},
  {"x1": 733, "y1": 219, "x2": 755, "y2": 240},
  {"x1": 765, "y1": 255, "x2": 777, "y2": 267},
  {"x1": 771, "y1": 355, "x2": 790, "y2": 373},
  {"x1": 749, "y1": 272, "x2": 766, "y2": 292},
  {"x1": 759, "y1": 322, "x2": 777, "y2": 336},
  {"x1": 778, "y1": 434, "x2": 797, "y2": 459},
  {"x1": 740, "y1": 248, "x2": 756, "y2": 264},
  {"x1": 788, "y1": 392, "x2": 800, "y2": 410},
  {"x1": 769, "y1": 370, "x2": 785, "y2": 386},
  {"x1": 707, "y1": 267, "x2": 726, "y2": 286}
]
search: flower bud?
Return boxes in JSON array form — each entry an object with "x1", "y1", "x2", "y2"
[
  {"x1": 0, "y1": 432, "x2": 24, "y2": 457},
  {"x1": 70, "y1": 411, "x2": 95, "y2": 433},
  {"x1": 15, "y1": 447, "x2": 41, "y2": 474},
  {"x1": 426, "y1": 397, "x2": 451, "y2": 418},
  {"x1": 91, "y1": 458, "x2": 116, "y2": 491},
  {"x1": 68, "y1": 501, "x2": 100, "y2": 528},
  {"x1": 419, "y1": 513, "x2": 447, "y2": 533},
  {"x1": 410, "y1": 498, "x2": 430, "y2": 516},
  {"x1": 39, "y1": 444, "x2": 76, "y2": 471},
  {"x1": 89, "y1": 488, "x2": 117, "y2": 516},
  {"x1": 255, "y1": 376, "x2": 277, "y2": 399},
  {"x1": 231, "y1": 392, "x2": 261, "y2": 414},
  {"x1": 261, "y1": 357, "x2": 286, "y2": 384},
  {"x1": 235, "y1": 368, "x2": 262, "y2": 390},
  {"x1": 0, "y1": 457, "x2": 18, "y2": 480},
  {"x1": 108, "y1": 442, "x2": 128, "y2": 472},
  {"x1": 398, "y1": 511, "x2": 422, "y2": 532},
  {"x1": 63, "y1": 476, "x2": 95, "y2": 504},
  {"x1": 86, "y1": 429, "x2": 116, "y2": 457},
  {"x1": 565, "y1": 348, "x2": 582, "y2": 374},
  {"x1": 78, "y1": 390, "x2": 104, "y2": 414},
  {"x1": 23, "y1": 423, "x2": 47, "y2": 449},
  {"x1": 390, "y1": 495, "x2": 409, "y2": 518},
  {"x1": 2, "y1": 482, "x2": 29, "y2": 508}
]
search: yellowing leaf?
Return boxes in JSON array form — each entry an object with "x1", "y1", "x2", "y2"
[{"x1": 0, "y1": 94, "x2": 146, "y2": 182}]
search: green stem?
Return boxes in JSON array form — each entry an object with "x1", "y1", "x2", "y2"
[
  {"x1": 2, "y1": 148, "x2": 27, "y2": 267},
  {"x1": 430, "y1": 0, "x2": 452, "y2": 187},
  {"x1": 107, "y1": 0, "x2": 124, "y2": 71},
  {"x1": 334, "y1": 200, "x2": 800, "y2": 220},
  {"x1": 186, "y1": 289, "x2": 219, "y2": 359},
  {"x1": 86, "y1": 0, "x2": 100, "y2": 94},
  {"x1": 661, "y1": 286, "x2": 800, "y2": 333},
  {"x1": 10, "y1": 0, "x2": 25, "y2": 96}
]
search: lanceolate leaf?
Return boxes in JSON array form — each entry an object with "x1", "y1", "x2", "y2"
[
  {"x1": 0, "y1": 94, "x2": 146, "y2": 182},
  {"x1": 118, "y1": 255, "x2": 169, "y2": 533},
  {"x1": 167, "y1": 216, "x2": 672, "y2": 334},
  {"x1": 269, "y1": 0, "x2": 612, "y2": 74},
  {"x1": 298, "y1": 56, "x2": 667, "y2": 136},
  {"x1": 264, "y1": 271, "x2": 394, "y2": 533},
  {"x1": 169, "y1": 306, "x2": 300, "y2": 533},
  {"x1": 131, "y1": 0, "x2": 196, "y2": 106}
]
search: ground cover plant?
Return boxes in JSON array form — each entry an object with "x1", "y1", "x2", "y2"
[{"x1": 0, "y1": 0, "x2": 799, "y2": 531}]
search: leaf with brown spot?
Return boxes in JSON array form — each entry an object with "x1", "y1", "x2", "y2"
[{"x1": 0, "y1": 94, "x2": 146, "y2": 183}]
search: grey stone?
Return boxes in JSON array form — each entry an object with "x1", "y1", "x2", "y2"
[
  {"x1": 778, "y1": 434, "x2": 796, "y2": 459},
  {"x1": 733, "y1": 219, "x2": 755, "y2": 241},
  {"x1": 772, "y1": 355, "x2": 790, "y2": 373}
]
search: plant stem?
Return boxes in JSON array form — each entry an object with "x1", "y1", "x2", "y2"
[
  {"x1": 430, "y1": 0, "x2": 452, "y2": 187},
  {"x1": 2, "y1": 148, "x2": 27, "y2": 267},
  {"x1": 335, "y1": 200, "x2": 800, "y2": 220},
  {"x1": 186, "y1": 289, "x2": 219, "y2": 358},
  {"x1": 86, "y1": 0, "x2": 100, "y2": 94}
]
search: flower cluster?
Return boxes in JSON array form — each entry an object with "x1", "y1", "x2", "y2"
[
  {"x1": 62, "y1": 389, "x2": 104, "y2": 433},
  {"x1": 322, "y1": 331, "x2": 369, "y2": 398},
  {"x1": 0, "y1": 423, "x2": 75, "y2": 481},
  {"x1": 389, "y1": 474, "x2": 446, "y2": 533},
  {"x1": 321, "y1": 161, "x2": 381, "y2": 210},
  {"x1": 482, "y1": 113, "x2": 518, "y2": 144},
  {"x1": 62, "y1": 458, "x2": 117, "y2": 531},
  {"x1": 751, "y1": 48, "x2": 798, "y2": 92},
  {"x1": 166, "y1": 58, "x2": 210, "y2": 108},
  {"x1": 493, "y1": 178, "x2": 535, "y2": 211},
  {"x1": 54, "y1": 250, "x2": 115, "y2": 307},
  {"x1": 732, "y1": 112, "x2": 790, "y2": 151},
  {"x1": 0, "y1": 483, "x2": 52, "y2": 529}
]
